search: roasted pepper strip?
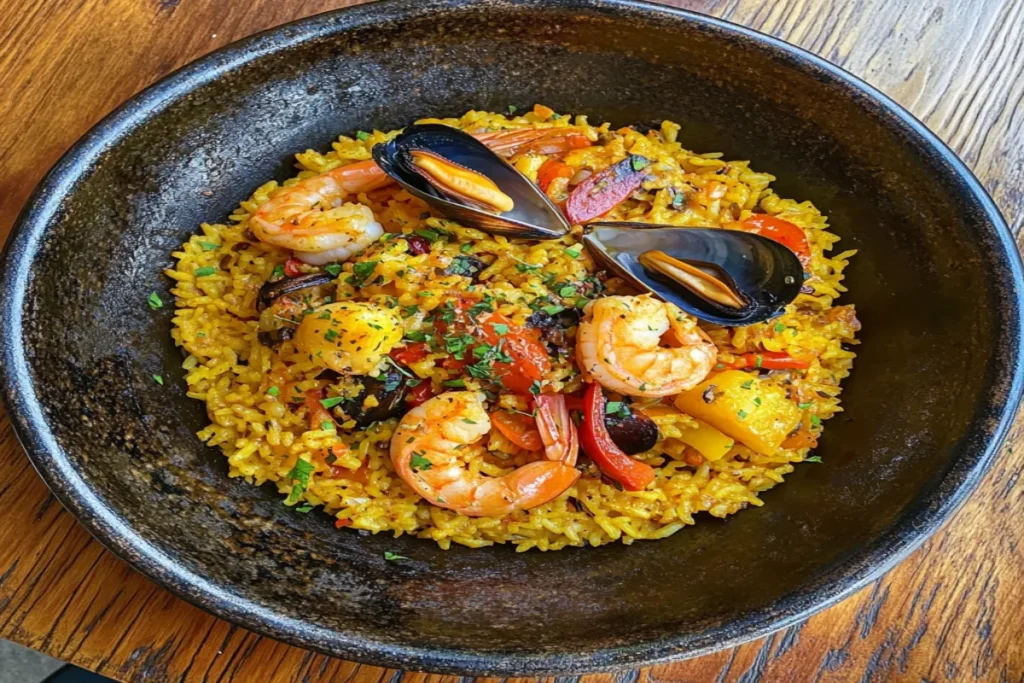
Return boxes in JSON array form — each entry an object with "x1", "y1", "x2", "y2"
[
  {"x1": 564, "y1": 154, "x2": 651, "y2": 225},
  {"x1": 740, "y1": 215, "x2": 811, "y2": 266},
  {"x1": 579, "y1": 383, "x2": 656, "y2": 491},
  {"x1": 725, "y1": 351, "x2": 811, "y2": 370},
  {"x1": 537, "y1": 159, "x2": 574, "y2": 192}
]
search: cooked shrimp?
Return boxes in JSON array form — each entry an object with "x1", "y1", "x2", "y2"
[
  {"x1": 576, "y1": 295, "x2": 717, "y2": 398},
  {"x1": 250, "y1": 128, "x2": 590, "y2": 264},
  {"x1": 391, "y1": 392, "x2": 579, "y2": 517}
]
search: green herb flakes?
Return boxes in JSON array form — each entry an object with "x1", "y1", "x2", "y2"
[
  {"x1": 324, "y1": 329, "x2": 339, "y2": 342},
  {"x1": 267, "y1": 386, "x2": 280, "y2": 397},
  {"x1": 147, "y1": 292, "x2": 164, "y2": 309},
  {"x1": 324, "y1": 263, "x2": 342, "y2": 276},
  {"x1": 811, "y1": 414, "x2": 821, "y2": 427},
  {"x1": 285, "y1": 458, "x2": 315, "y2": 505},
  {"x1": 295, "y1": 505, "x2": 313, "y2": 513},
  {"x1": 321, "y1": 420, "x2": 335, "y2": 432},
  {"x1": 194, "y1": 266, "x2": 216, "y2": 277},
  {"x1": 351, "y1": 260, "x2": 378, "y2": 285},
  {"x1": 356, "y1": 130, "x2": 370, "y2": 141},
  {"x1": 804, "y1": 455, "x2": 822, "y2": 463},
  {"x1": 506, "y1": 105, "x2": 518, "y2": 115},
  {"x1": 753, "y1": 397, "x2": 762, "y2": 406},
  {"x1": 384, "y1": 551, "x2": 408, "y2": 561},
  {"x1": 198, "y1": 241, "x2": 219, "y2": 251},
  {"x1": 737, "y1": 409, "x2": 748, "y2": 420},
  {"x1": 320, "y1": 396, "x2": 345, "y2": 409},
  {"x1": 774, "y1": 322, "x2": 786, "y2": 332},
  {"x1": 798, "y1": 402, "x2": 813, "y2": 410},
  {"x1": 558, "y1": 286, "x2": 576, "y2": 298},
  {"x1": 529, "y1": 380, "x2": 542, "y2": 396},
  {"x1": 443, "y1": 378, "x2": 466, "y2": 388},
  {"x1": 415, "y1": 228, "x2": 443, "y2": 243},
  {"x1": 630, "y1": 155, "x2": 650, "y2": 172},
  {"x1": 741, "y1": 380, "x2": 754, "y2": 390},
  {"x1": 543, "y1": 305, "x2": 565, "y2": 315},
  {"x1": 152, "y1": 374, "x2": 164, "y2": 385},
  {"x1": 755, "y1": 355, "x2": 764, "y2": 368},
  {"x1": 271, "y1": 264, "x2": 285, "y2": 279},
  {"x1": 564, "y1": 247, "x2": 581, "y2": 258},
  {"x1": 410, "y1": 453, "x2": 433, "y2": 471},
  {"x1": 492, "y1": 323, "x2": 509, "y2": 336}
]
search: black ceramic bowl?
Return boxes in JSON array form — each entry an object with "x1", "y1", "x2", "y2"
[{"x1": 1, "y1": 0, "x2": 1021, "y2": 676}]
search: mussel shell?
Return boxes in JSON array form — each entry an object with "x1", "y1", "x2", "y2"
[
  {"x1": 257, "y1": 272, "x2": 334, "y2": 311},
  {"x1": 583, "y1": 223, "x2": 803, "y2": 326},
  {"x1": 372, "y1": 124, "x2": 569, "y2": 239}
]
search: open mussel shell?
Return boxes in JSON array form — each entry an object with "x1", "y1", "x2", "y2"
[
  {"x1": 372, "y1": 124, "x2": 570, "y2": 239},
  {"x1": 583, "y1": 222, "x2": 803, "y2": 326}
]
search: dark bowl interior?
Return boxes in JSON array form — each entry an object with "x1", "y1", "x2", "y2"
[{"x1": 2, "y1": 0, "x2": 1021, "y2": 676}]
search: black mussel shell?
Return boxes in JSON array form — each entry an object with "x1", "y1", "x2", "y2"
[
  {"x1": 583, "y1": 223, "x2": 803, "y2": 326},
  {"x1": 339, "y1": 371, "x2": 408, "y2": 428},
  {"x1": 257, "y1": 272, "x2": 334, "y2": 311},
  {"x1": 372, "y1": 124, "x2": 569, "y2": 239}
]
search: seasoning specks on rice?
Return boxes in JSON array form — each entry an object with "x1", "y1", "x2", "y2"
[{"x1": 167, "y1": 105, "x2": 859, "y2": 551}]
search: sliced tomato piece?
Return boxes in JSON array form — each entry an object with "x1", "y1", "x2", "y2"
[
  {"x1": 477, "y1": 312, "x2": 551, "y2": 394},
  {"x1": 389, "y1": 342, "x2": 431, "y2": 366},
  {"x1": 491, "y1": 410, "x2": 543, "y2": 451},
  {"x1": 724, "y1": 351, "x2": 811, "y2": 370},
  {"x1": 405, "y1": 381, "x2": 435, "y2": 408},
  {"x1": 740, "y1": 215, "x2": 811, "y2": 266}
]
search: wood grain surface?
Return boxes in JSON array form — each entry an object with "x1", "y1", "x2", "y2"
[{"x1": 1, "y1": 0, "x2": 1022, "y2": 681}]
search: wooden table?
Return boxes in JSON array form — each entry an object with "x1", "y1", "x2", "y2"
[{"x1": 1, "y1": 0, "x2": 1022, "y2": 680}]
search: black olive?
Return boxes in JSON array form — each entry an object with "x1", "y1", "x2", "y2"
[
  {"x1": 444, "y1": 255, "x2": 487, "y2": 282},
  {"x1": 339, "y1": 371, "x2": 408, "y2": 427},
  {"x1": 257, "y1": 272, "x2": 334, "y2": 311},
  {"x1": 604, "y1": 403, "x2": 659, "y2": 455},
  {"x1": 257, "y1": 326, "x2": 295, "y2": 347},
  {"x1": 405, "y1": 235, "x2": 432, "y2": 255},
  {"x1": 526, "y1": 307, "x2": 581, "y2": 349}
]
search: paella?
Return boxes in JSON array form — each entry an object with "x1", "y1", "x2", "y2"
[{"x1": 166, "y1": 105, "x2": 859, "y2": 551}]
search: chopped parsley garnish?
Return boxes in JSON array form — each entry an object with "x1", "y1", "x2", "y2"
[
  {"x1": 491, "y1": 323, "x2": 509, "y2": 336},
  {"x1": 506, "y1": 105, "x2": 518, "y2": 115},
  {"x1": 443, "y1": 333, "x2": 475, "y2": 359},
  {"x1": 529, "y1": 380, "x2": 542, "y2": 396},
  {"x1": 798, "y1": 402, "x2": 813, "y2": 410},
  {"x1": 295, "y1": 505, "x2": 313, "y2": 513},
  {"x1": 443, "y1": 378, "x2": 466, "y2": 388},
  {"x1": 755, "y1": 355, "x2": 764, "y2": 368},
  {"x1": 271, "y1": 264, "x2": 285, "y2": 278},
  {"x1": 811, "y1": 414, "x2": 821, "y2": 427},
  {"x1": 804, "y1": 455, "x2": 822, "y2": 463},
  {"x1": 630, "y1": 155, "x2": 650, "y2": 172},
  {"x1": 461, "y1": 418, "x2": 478, "y2": 424},
  {"x1": 542, "y1": 305, "x2": 565, "y2": 315},
  {"x1": 404, "y1": 330, "x2": 431, "y2": 343},
  {"x1": 415, "y1": 228, "x2": 443, "y2": 243},
  {"x1": 148, "y1": 292, "x2": 164, "y2": 309},
  {"x1": 447, "y1": 255, "x2": 481, "y2": 278},
  {"x1": 321, "y1": 420, "x2": 335, "y2": 432},
  {"x1": 324, "y1": 263, "x2": 342, "y2": 276},
  {"x1": 468, "y1": 297, "x2": 495, "y2": 320},
  {"x1": 741, "y1": 380, "x2": 754, "y2": 390},
  {"x1": 152, "y1": 374, "x2": 164, "y2": 385},
  {"x1": 356, "y1": 130, "x2": 370, "y2": 141},
  {"x1": 351, "y1": 260, "x2": 379, "y2": 285},
  {"x1": 320, "y1": 396, "x2": 345, "y2": 409},
  {"x1": 267, "y1": 386, "x2": 280, "y2": 397},
  {"x1": 774, "y1": 322, "x2": 786, "y2": 332},
  {"x1": 324, "y1": 329, "x2": 339, "y2": 341},
  {"x1": 410, "y1": 453, "x2": 433, "y2": 471},
  {"x1": 558, "y1": 286, "x2": 576, "y2": 298},
  {"x1": 753, "y1": 397, "x2": 762, "y2": 406},
  {"x1": 402, "y1": 304, "x2": 420, "y2": 318},
  {"x1": 605, "y1": 401, "x2": 628, "y2": 416},
  {"x1": 405, "y1": 377, "x2": 422, "y2": 387},
  {"x1": 198, "y1": 241, "x2": 219, "y2": 251},
  {"x1": 439, "y1": 301, "x2": 458, "y2": 324},
  {"x1": 384, "y1": 551, "x2": 408, "y2": 561},
  {"x1": 194, "y1": 266, "x2": 216, "y2": 277},
  {"x1": 737, "y1": 409, "x2": 748, "y2": 420},
  {"x1": 460, "y1": 242, "x2": 473, "y2": 253},
  {"x1": 512, "y1": 257, "x2": 541, "y2": 273},
  {"x1": 564, "y1": 247, "x2": 581, "y2": 258},
  {"x1": 285, "y1": 458, "x2": 315, "y2": 505}
]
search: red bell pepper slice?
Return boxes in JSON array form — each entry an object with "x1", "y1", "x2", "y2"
[
  {"x1": 404, "y1": 381, "x2": 435, "y2": 408},
  {"x1": 564, "y1": 155, "x2": 651, "y2": 225},
  {"x1": 389, "y1": 342, "x2": 431, "y2": 366},
  {"x1": 537, "y1": 159, "x2": 574, "y2": 192},
  {"x1": 579, "y1": 383, "x2": 656, "y2": 491},
  {"x1": 740, "y1": 215, "x2": 811, "y2": 266},
  {"x1": 725, "y1": 351, "x2": 811, "y2": 370}
]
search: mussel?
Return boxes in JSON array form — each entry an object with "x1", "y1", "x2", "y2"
[
  {"x1": 583, "y1": 223, "x2": 803, "y2": 326},
  {"x1": 372, "y1": 124, "x2": 570, "y2": 239}
]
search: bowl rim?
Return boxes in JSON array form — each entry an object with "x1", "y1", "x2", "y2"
[{"x1": 1, "y1": 0, "x2": 1021, "y2": 675}]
